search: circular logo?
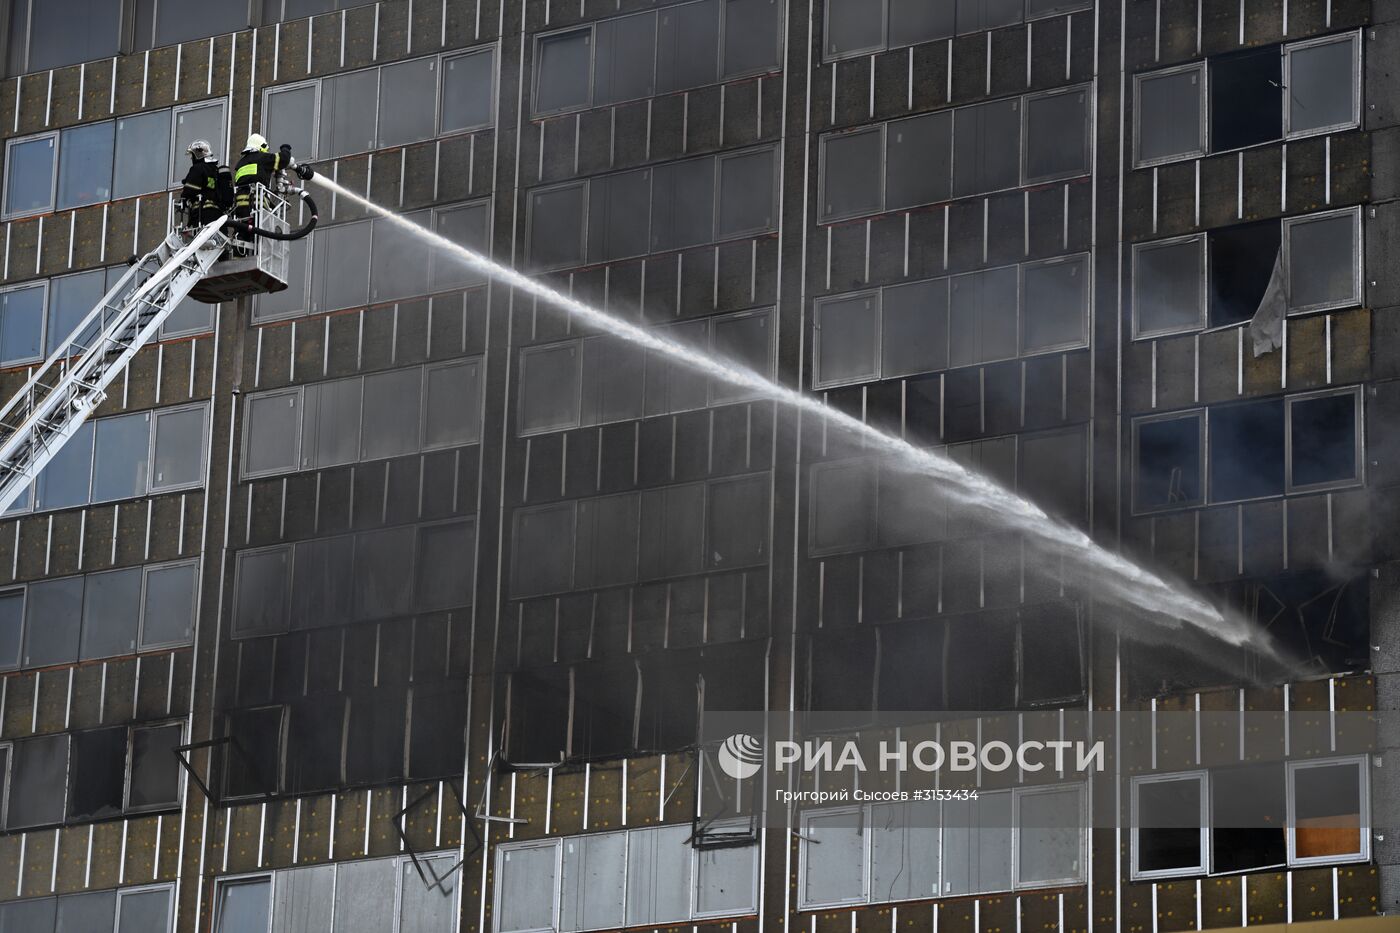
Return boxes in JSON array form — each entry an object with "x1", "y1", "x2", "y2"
[{"x1": 717, "y1": 733, "x2": 764, "y2": 780}]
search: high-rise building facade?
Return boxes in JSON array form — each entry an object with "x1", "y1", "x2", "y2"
[{"x1": 0, "y1": 0, "x2": 1392, "y2": 931}]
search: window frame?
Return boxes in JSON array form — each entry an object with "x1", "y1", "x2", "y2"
[
  {"x1": 1021, "y1": 84, "x2": 1094, "y2": 185},
  {"x1": 525, "y1": 180, "x2": 590, "y2": 273},
  {"x1": 1011, "y1": 783, "x2": 1087, "y2": 889},
  {"x1": 1129, "y1": 770, "x2": 1209, "y2": 881},
  {"x1": 1, "y1": 130, "x2": 58, "y2": 220},
  {"x1": 148, "y1": 401, "x2": 211, "y2": 494},
  {"x1": 1282, "y1": 31, "x2": 1363, "y2": 140},
  {"x1": 715, "y1": 146, "x2": 780, "y2": 240},
  {"x1": 531, "y1": 26, "x2": 596, "y2": 117},
  {"x1": 0, "y1": 740, "x2": 10, "y2": 828},
  {"x1": 495, "y1": 838, "x2": 565, "y2": 933},
  {"x1": 1129, "y1": 408, "x2": 1206, "y2": 515},
  {"x1": 231, "y1": 543, "x2": 294, "y2": 637},
  {"x1": 167, "y1": 98, "x2": 230, "y2": 187},
  {"x1": 261, "y1": 77, "x2": 322, "y2": 159},
  {"x1": 440, "y1": 46, "x2": 499, "y2": 134},
  {"x1": 1131, "y1": 61, "x2": 1209, "y2": 169},
  {"x1": 1284, "y1": 386, "x2": 1364, "y2": 494},
  {"x1": 1285, "y1": 754, "x2": 1370, "y2": 867},
  {"x1": 821, "y1": 0, "x2": 889, "y2": 60},
  {"x1": 124, "y1": 719, "x2": 186, "y2": 813},
  {"x1": 1019, "y1": 253, "x2": 1092, "y2": 354},
  {"x1": 114, "y1": 883, "x2": 176, "y2": 932},
  {"x1": 1281, "y1": 205, "x2": 1363, "y2": 316},
  {"x1": 240, "y1": 387, "x2": 303, "y2": 479},
  {"x1": 1130, "y1": 233, "x2": 1208, "y2": 339},
  {"x1": 210, "y1": 872, "x2": 273, "y2": 933},
  {"x1": 0, "y1": 278, "x2": 52, "y2": 366},
  {"x1": 797, "y1": 805, "x2": 869, "y2": 909},
  {"x1": 816, "y1": 126, "x2": 886, "y2": 223},
  {"x1": 812, "y1": 288, "x2": 881, "y2": 389}
]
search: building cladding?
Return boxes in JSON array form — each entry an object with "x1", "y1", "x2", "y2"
[{"x1": 0, "y1": 0, "x2": 1392, "y2": 930}]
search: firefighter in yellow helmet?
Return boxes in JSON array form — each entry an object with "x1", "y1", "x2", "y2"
[{"x1": 231, "y1": 133, "x2": 313, "y2": 237}]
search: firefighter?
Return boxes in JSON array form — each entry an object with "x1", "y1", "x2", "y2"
[
  {"x1": 179, "y1": 140, "x2": 232, "y2": 226},
  {"x1": 232, "y1": 134, "x2": 313, "y2": 239}
]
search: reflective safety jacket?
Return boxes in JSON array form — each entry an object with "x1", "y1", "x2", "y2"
[{"x1": 232, "y1": 149, "x2": 288, "y2": 209}]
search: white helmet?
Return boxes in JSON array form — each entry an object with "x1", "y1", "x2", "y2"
[
  {"x1": 244, "y1": 133, "x2": 268, "y2": 152},
  {"x1": 186, "y1": 139, "x2": 212, "y2": 159}
]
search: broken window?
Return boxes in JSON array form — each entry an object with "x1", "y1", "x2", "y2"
[
  {"x1": 129, "y1": 722, "x2": 184, "y2": 810},
  {"x1": 870, "y1": 801, "x2": 941, "y2": 902},
  {"x1": 1208, "y1": 220, "x2": 1279, "y2": 329},
  {"x1": 800, "y1": 809, "x2": 865, "y2": 908},
  {"x1": 1016, "y1": 786, "x2": 1084, "y2": 886},
  {"x1": 571, "y1": 661, "x2": 636, "y2": 758},
  {"x1": 1024, "y1": 87, "x2": 1090, "y2": 183},
  {"x1": 1132, "y1": 773, "x2": 1206, "y2": 878},
  {"x1": 67, "y1": 726, "x2": 127, "y2": 820},
  {"x1": 507, "y1": 668, "x2": 572, "y2": 764},
  {"x1": 1133, "y1": 412, "x2": 1203, "y2": 512},
  {"x1": 345, "y1": 689, "x2": 407, "y2": 785},
  {"x1": 416, "y1": 520, "x2": 476, "y2": 611},
  {"x1": 511, "y1": 502, "x2": 576, "y2": 596},
  {"x1": 1209, "y1": 398, "x2": 1285, "y2": 502},
  {"x1": 1017, "y1": 602, "x2": 1084, "y2": 704},
  {"x1": 943, "y1": 791, "x2": 1012, "y2": 894},
  {"x1": 1018, "y1": 427, "x2": 1086, "y2": 521},
  {"x1": 1022, "y1": 254, "x2": 1088, "y2": 353},
  {"x1": 943, "y1": 615, "x2": 1016, "y2": 710},
  {"x1": 1289, "y1": 757, "x2": 1368, "y2": 864},
  {"x1": 1287, "y1": 388, "x2": 1361, "y2": 491},
  {"x1": 1134, "y1": 64, "x2": 1205, "y2": 166},
  {"x1": 496, "y1": 842, "x2": 560, "y2": 932},
  {"x1": 8, "y1": 733, "x2": 69, "y2": 829},
  {"x1": 285, "y1": 695, "x2": 345, "y2": 793},
  {"x1": 1285, "y1": 208, "x2": 1360, "y2": 313},
  {"x1": 574, "y1": 494, "x2": 640, "y2": 589},
  {"x1": 1285, "y1": 33, "x2": 1360, "y2": 137},
  {"x1": 352, "y1": 525, "x2": 416, "y2": 620},
  {"x1": 1211, "y1": 47, "x2": 1283, "y2": 152},
  {"x1": 290, "y1": 535, "x2": 354, "y2": 631},
  {"x1": 1211, "y1": 762, "x2": 1286, "y2": 873},
  {"x1": 560, "y1": 831, "x2": 628, "y2": 932},
  {"x1": 408, "y1": 682, "x2": 468, "y2": 779}
]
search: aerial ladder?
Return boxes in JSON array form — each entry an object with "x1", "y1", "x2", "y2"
[{"x1": 0, "y1": 178, "x2": 319, "y2": 515}]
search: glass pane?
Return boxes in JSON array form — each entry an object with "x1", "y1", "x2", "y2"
[
  {"x1": 711, "y1": 311, "x2": 771, "y2": 403},
  {"x1": 889, "y1": 0, "x2": 954, "y2": 45},
  {"x1": 442, "y1": 50, "x2": 495, "y2": 132},
  {"x1": 816, "y1": 294, "x2": 879, "y2": 386},
  {"x1": 114, "y1": 110, "x2": 171, "y2": 199},
  {"x1": 118, "y1": 888, "x2": 172, "y2": 933},
  {"x1": 650, "y1": 157, "x2": 715, "y2": 252},
  {"x1": 827, "y1": 0, "x2": 883, "y2": 56},
  {"x1": 153, "y1": 3, "x2": 246, "y2": 46},
  {"x1": 802, "y1": 811, "x2": 863, "y2": 905},
  {"x1": 47, "y1": 269, "x2": 106, "y2": 355},
  {"x1": 378, "y1": 57, "x2": 438, "y2": 148},
  {"x1": 536, "y1": 29, "x2": 592, "y2": 113},
  {"x1": 4, "y1": 136, "x2": 55, "y2": 216},
  {"x1": 949, "y1": 266, "x2": 1018, "y2": 366},
  {"x1": 887, "y1": 110, "x2": 951, "y2": 208},
  {"x1": 580, "y1": 337, "x2": 644, "y2": 426},
  {"x1": 625, "y1": 825, "x2": 691, "y2": 925},
  {"x1": 1211, "y1": 763, "x2": 1286, "y2": 873},
  {"x1": 882, "y1": 278, "x2": 949, "y2": 377},
  {"x1": 425, "y1": 360, "x2": 482, "y2": 447},
  {"x1": 360, "y1": 367, "x2": 422, "y2": 460},
  {"x1": 152, "y1": 406, "x2": 206, "y2": 490},
  {"x1": 722, "y1": 0, "x2": 780, "y2": 76},
  {"x1": 1289, "y1": 38, "x2": 1356, "y2": 134},
  {"x1": 8, "y1": 733, "x2": 68, "y2": 829},
  {"x1": 79, "y1": 567, "x2": 142, "y2": 660},
  {"x1": 0, "y1": 590, "x2": 24, "y2": 670},
  {"x1": 1209, "y1": 398, "x2": 1285, "y2": 502},
  {"x1": 233, "y1": 547, "x2": 291, "y2": 636},
  {"x1": 957, "y1": 0, "x2": 1021, "y2": 31},
  {"x1": 821, "y1": 129, "x2": 882, "y2": 220},
  {"x1": 707, "y1": 474, "x2": 768, "y2": 568},
  {"x1": 643, "y1": 320, "x2": 708, "y2": 416},
  {"x1": 431, "y1": 203, "x2": 490, "y2": 291},
  {"x1": 1025, "y1": 88, "x2": 1089, "y2": 182},
  {"x1": 497, "y1": 845, "x2": 558, "y2": 933},
  {"x1": 594, "y1": 13, "x2": 657, "y2": 105},
  {"x1": 1210, "y1": 47, "x2": 1283, "y2": 151},
  {"x1": 638, "y1": 484, "x2": 705, "y2": 578},
  {"x1": 266, "y1": 84, "x2": 318, "y2": 161},
  {"x1": 560, "y1": 832, "x2": 627, "y2": 932},
  {"x1": 129, "y1": 723, "x2": 183, "y2": 809},
  {"x1": 811, "y1": 459, "x2": 877, "y2": 552},
  {"x1": 303, "y1": 377, "x2": 362, "y2": 468},
  {"x1": 57, "y1": 121, "x2": 115, "y2": 210},
  {"x1": 1135, "y1": 238, "x2": 1203, "y2": 335},
  {"x1": 574, "y1": 494, "x2": 640, "y2": 588},
  {"x1": 657, "y1": 0, "x2": 719, "y2": 93},
  {"x1": 23, "y1": 577, "x2": 83, "y2": 667},
  {"x1": 37, "y1": 420, "x2": 94, "y2": 510},
  {"x1": 587, "y1": 169, "x2": 651, "y2": 263},
  {"x1": 1136, "y1": 778, "x2": 1204, "y2": 873},
  {"x1": 142, "y1": 562, "x2": 198, "y2": 648},
  {"x1": 519, "y1": 343, "x2": 580, "y2": 433},
  {"x1": 511, "y1": 503, "x2": 575, "y2": 596},
  {"x1": 370, "y1": 210, "x2": 433, "y2": 303},
  {"x1": 319, "y1": 69, "x2": 379, "y2": 158},
  {"x1": 171, "y1": 101, "x2": 228, "y2": 184},
  {"x1": 1293, "y1": 761, "x2": 1363, "y2": 858},
  {"x1": 1018, "y1": 787, "x2": 1083, "y2": 885},
  {"x1": 717, "y1": 149, "x2": 775, "y2": 237},
  {"x1": 0, "y1": 898, "x2": 56, "y2": 931},
  {"x1": 1290, "y1": 392, "x2": 1358, "y2": 488},
  {"x1": 254, "y1": 235, "x2": 310, "y2": 321},
  {"x1": 942, "y1": 791, "x2": 1011, "y2": 894},
  {"x1": 870, "y1": 802, "x2": 940, "y2": 902},
  {"x1": 290, "y1": 535, "x2": 354, "y2": 630},
  {"x1": 1022, "y1": 255, "x2": 1088, "y2": 352},
  {"x1": 272, "y1": 864, "x2": 335, "y2": 933},
  {"x1": 312, "y1": 221, "x2": 372, "y2": 312},
  {"x1": 331, "y1": 859, "x2": 397, "y2": 933},
  {"x1": 1138, "y1": 67, "x2": 1204, "y2": 163},
  {"x1": 28, "y1": 0, "x2": 121, "y2": 71},
  {"x1": 399, "y1": 856, "x2": 458, "y2": 933},
  {"x1": 528, "y1": 184, "x2": 586, "y2": 271},
  {"x1": 214, "y1": 879, "x2": 271, "y2": 933},
  {"x1": 352, "y1": 525, "x2": 416, "y2": 620},
  {"x1": 695, "y1": 838, "x2": 756, "y2": 915},
  {"x1": 0, "y1": 283, "x2": 47, "y2": 366},
  {"x1": 1288, "y1": 213, "x2": 1356, "y2": 310},
  {"x1": 1134, "y1": 415, "x2": 1202, "y2": 510},
  {"x1": 92, "y1": 412, "x2": 151, "y2": 502},
  {"x1": 416, "y1": 520, "x2": 475, "y2": 610},
  {"x1": 952, "y1": 98, "x2": 1020, "y2": 197},
  {"x1": 245, "y1": 391, "x2": 301, "y2": 476},
  {"x1": 56, "y1": 890, "x2": 115, "y2": 932}
]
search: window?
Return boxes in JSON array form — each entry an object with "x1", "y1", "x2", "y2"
[
  {"x1": 1284, "y1": 207, "x2": 1362, "y2": 313},
  {"x1": 113, "y1": 110, "x2": 173, "y2": 200},
  {"x1": 57, "y1": 122, "x2": 116, "y2": 210},
  {"x1": 1132, "y1": 236, "x2": 1205, "y2": 337},
  {"x1": 511, "y1": 502, "x2": 578, "y2": 598},
  {"x1": 1210, "y1": 763, "x2": 1286, "y2": 873},
  {"x1": 22, "y1": 577, "x2": 83, "y2": 668},
  {"x1": 170, "y1": 100, "x2": 229, "y2": 185},
  {"x1": 1133, "y1": 32, "x2": 1361, "y2": 166},
  {"x1": 1023, "y1": 87, "x2": 1090, "y2": 183},
  {"x1": 1288, "y1": 756, "x2": 1368, "y2": 864},
  {"x1": 134, "y1": 0, "x2": 249, "y2": 50},
  {"x1": 5, "y1": 0, "x2": 122, "y2": 76},
  {"x1": 1, "y1": 134, "x2": 55, "y2": 218},
  {"x1": 1287, "y1": 388, "x2": 1362, "y2": 491},
  {"x1": 7, "y1": 733, "x2": 69, "y2": 829},
  {"x1": 232, "y1": 546, "x2": 292, "y2": 637},
  {"x1": 261, "y1": 0, "x2": 376, "y2": 22},
  {"x1": 1132, "y1": 773, "x2": 1208, "y2": 879},
  {"x1": 0, "y1": 282, "x2": 48, "y2": 365},
  {"x1": 1132, "y1": 412, "x2": 1203, "y2": 513},
  {"x1": 312, "y1": 220, "x2": 373, "y2": 312},
  {"x1": 0, "y1": 886, "x2": 173, "y2": 933},
  {"x1": 1210, "y1": 397, "x2": 1286, "y2": 502},
  {"x1": 213, "y1": 878, "x2": 272, "y2": 933},
  {"x1": 497, "y1": 843, "x2": 560, "y2": 933},
  {"x1": 152, "y1": 405, "x2": 208, "y2": 490},
  {"x1": 800, "y1": 809, "x2": 866, "y2": 907},
  {"x1": 949, "y1": 265, "x2": 1018, "y2": 367},
  {"x1": 722, "y1": 0, "x2": 782, "y2": 78},
  {"x1": 516, "y1": 309, "x2": 775, "y2": 435},
  {"x1": 1022, "y1": 255, "x2": 1089, "y2": 352},
  {"x1": 128, "y1": 723, "x2": 183, "y2": 810},
  {"x1": 809, "y1": 459, "x2": 878, "y2": 553},
  {"x1": 1015, "y1": 786, "x2": 1085, "y2": 887},
  {"x1": 263, "y1": 83, "x2": 319, "y2": 160},
  {"x1": 321, "y1": 70, "x2": 382, "y2": 158},
  {"x1": 953, "y1": 98, "x2": 1021, "y2": 198},
  {"x1": 118, "y1": 886, "x2": 174, "y2": 933},
  {"x1": 68, "y1": 726, "x2": 127, "y2": 820},
  {"x1": 244, "y1": 390, "x2": 302, "y2": 477}
]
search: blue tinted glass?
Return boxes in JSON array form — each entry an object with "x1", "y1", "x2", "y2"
[
  {"x1": 56, "y1": 121, "x2": 114, "y2": 209},
  {"x1": 0, "y1": 284, "x2": 47, "y2": 365},
  {"x1": 4, "y1": 136, "x2": 56, "y2": 215}
]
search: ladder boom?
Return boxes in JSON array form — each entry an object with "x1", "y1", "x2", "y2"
[{"x1": 0, "y1": 216, "x2": 230, "y2": 514}]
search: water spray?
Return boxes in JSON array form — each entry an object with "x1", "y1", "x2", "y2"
[{"x1": 311, "y1": 175, "x2": 1285, "y2": 664}]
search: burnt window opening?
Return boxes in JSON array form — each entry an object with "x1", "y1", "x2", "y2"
[
  {"x1": 223, "y1": 706, "x2": 285, "y2": 799},
  {"x1": 1210, "y1": 48, "x2": 1284, "y2": 152},
  {"x1": 944, "y1": 614, "x2": 1017, "y2": 710},
  {"x1": 1017, "y1": 602, "x2": 1085, "y2": 706},
  {"x1": 808, "y1": 629, "x2": 876, "y2": 728},
  {"x1": 506, "y1": 667, "x2": 572, "y2": 765},
  {"x1": 67, "y1": 726, "x2": 127, "y2": 820},
  {"x1": 1134, "y1": 413, "x2": 1204, "y2": 512},
  {"x1": 285, "y1": 695, "x2": 346, "y2": 793},
  {"x1": 345, "y1": 688, "x2": 409, "y2": 785},
  {"x1": 875, "y1": 620, "x2": 945, "y2": 714},
  {"x1": 1211, "y1": 762, "x2": 1286, "y2": 873},
  {"x1": 408, "y1": 682, "x2": 469, "y2": 779},
  {"x1": 1242, "y1": 569, "x2": 1370, "y2": 674},
  {"x1": 1207, "y1": 220, "x2": 1280, "y2": 329},
  {"x1": 570, "y1": 661, "x2": 637, "y2": 760},
  {"x1": 636, "y1": 653, "x2": 701, "y2": 752},
  {"x1": 1209, "y1": 398, "x2": 1286, "y2": 502}
]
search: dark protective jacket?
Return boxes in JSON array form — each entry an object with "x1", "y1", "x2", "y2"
[
  {"x1": 181, "y1": 157, "x2": 233, "y2": 219},
  {"x1": 232, "y1": 148, "x2": 289, "y2": 212}
]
